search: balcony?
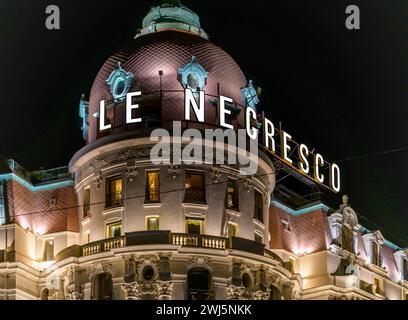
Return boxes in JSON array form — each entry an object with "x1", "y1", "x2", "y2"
[{"x1": 76, "y1": 231, "x2": 283, "y2": 264}]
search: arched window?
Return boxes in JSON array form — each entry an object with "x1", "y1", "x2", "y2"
[
  {"x1": 269, "y1": 284, "x2": 282, "y2": 300},
  {"x1": 187, "y1": 268, "x2": 212, "y2": 300},
  {"x1": 40, "y1": 288, "x2": 49, "y2": 300},
  {"x1": 92, "y1": 273, "x2": 113, "y2": 300}
]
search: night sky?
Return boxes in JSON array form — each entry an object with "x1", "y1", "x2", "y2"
[{"x1": 0, "y1": 0, "x2": 407, "y2": 247}]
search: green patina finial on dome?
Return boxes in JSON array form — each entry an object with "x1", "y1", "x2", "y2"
[{"x1": 135, "y1": 0, "x2": 208, "y2": 39}]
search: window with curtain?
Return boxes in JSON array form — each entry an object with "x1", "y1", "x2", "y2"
[
  {"x1": 184, "y1": 171, "x2": 206, "y2": 203},
  {"x1": 147, "y1": 217, "x2": 160, "y2": 231},
  {"x1": 105, "y1": 177, "x2": 122, "y2": 208},
  {"x1": 106, "y1": 222, "x2": 121, "y2": 238},
  {"x1": 146, "y1": 171, "x2": 160, "y2": 202},
  {"x1": 186, "y1": 219, "x2": 203, "y2": 235}
]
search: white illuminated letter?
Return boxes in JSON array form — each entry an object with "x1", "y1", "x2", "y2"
[
  {"x1": 330, "y1": 163, "x2": 341, "y2": 193},
  {"x1": 126, "y1": 91, "x2": 142, "y2": 124},
  {"x1": 264, "y1": 118, "x2": 275, "y2": 152},
  {"x1": 99, "y1": 100, "x2": 111, "y2": 131},
  {"x1": 246, "y1": 107, "x2": 258, "y2": 140},
  {"x1": 185, "y1": 89, "x2": 205, "y2": 123},
  {"x1": 281, "y1": 132, "x2": 293, "y2": 164},
  {"x1": 219, "y1": 96, "x2": 234, "y2": 129},
  {"x1": 298, "y1": 144, "x2": 310, "y2": 174},
  {"x1": 314, "y1": 153, "x2": 325, "y2": 183}
]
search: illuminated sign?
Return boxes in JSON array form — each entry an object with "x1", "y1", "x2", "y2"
[{"x1": 99, "y1": 88, "x2": 341, "y2": 193}]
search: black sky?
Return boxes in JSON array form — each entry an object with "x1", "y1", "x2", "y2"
[{"x1": 0, "y1": 0, "x2": 407, "y2": 247}]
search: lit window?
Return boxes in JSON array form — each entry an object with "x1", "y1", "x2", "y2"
[
  {"x1": 105, "y1": 177, "x2": 122, "y2": 208},
  {"x1": 83, "y1": 187, "x2": 91, "y2": 218},
  {"x1": 147, "y1": 216, "x2": 160, "y2": 231},
  {"x1": 106, "y1": 222, "x2": 121, "y2": 238},
  {"x1": 255, "y1": 233, "x2": 263, "y2": 244},
  {"x1": 227, "y1": 222, "x2": 238, "y2": 238},
  {"x1": 185, "y1": 171, "x2": 206, "y2": 203},
  {"x1": 227, "y1": 181, "x2": 239, "y2": 211},
  {"x1": 186, "y1": 219, "x2": 204, "y2": 235},
  {"x1": 146, "y1": 171, "x2": 160, "y2": 202},
  {"x1": 254, "y1": 190, "x2": 264, "y2": 223}
]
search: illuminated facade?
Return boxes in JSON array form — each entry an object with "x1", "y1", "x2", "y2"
[{"x1": 0, "y1": 1, "x2": 407, "y2": 300}]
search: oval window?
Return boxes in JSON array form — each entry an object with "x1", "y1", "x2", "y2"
[
  {"x1": 114, "y1": 78, "x2": 126, "y2": 97},
  {"x1": 142, "y1": 265, "x2": 155, "y2": 281}
]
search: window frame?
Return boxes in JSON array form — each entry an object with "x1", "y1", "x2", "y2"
[
  {"x1": 184, "y1": 170, "x2": 206, "y2": 204},
  {"x1": 106, "y1": 221, "x2": 122, "y2": 239},
  {"x1": 145, "y1": 170, "x2": 160, "y2": 203},
  {"x1": 146, "y1": 216, "x2": 160, "y2": 231},
  {"x1": 254, "y1": 189, "x2": 264, "y2": 223},
  {"x1": 226, "y1": 180, "x2": 239, "y2": 211},
  {"x1": 83, "y1": 187, "x2": 91, "y2": 218},
  {"x1": 105, "y1": 176, "x2": 123, "y2": 209},
  {"x1": 185, "y1": 218, "x2": 205, "y2": 235}
]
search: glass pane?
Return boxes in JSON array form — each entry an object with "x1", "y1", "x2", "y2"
[
  {"x1": 107, "y1": 223, "x2": 121, "y2": 238},
  {"x1": 106, "y1": 178, "x2": 122, "y2": 207},
  {"x1": 148, "y1": 217, "x2": 159, "y2": 231},
  {"x1": 185, "y1": 172, "x2": 205, "y2": 203},
  {"x1": 146, "y1": 171, "x2": 160, "y2": 202},
  {"x1": 254, "y1": 191, "x2": 263, "y2": 222},
  {"x1": 187, "y1": 220, "x2": 202, "y2": 234},
  {"x1": 83, "y1": 188, "x2": 91, "y2": 218}
]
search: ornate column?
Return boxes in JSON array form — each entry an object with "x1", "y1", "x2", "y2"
[
  {"x1": 227, "y1": 260, "x2": 245, "y2": 300},
  {"x1": 121, "y1": 282, "x2": 141, "y2": 300},
  {"x1": 157, "y1": 281, "x2": 174, "y2": 300},
  {"x1": 157, "y1": 255, "x2": 173, "y2": 300}
]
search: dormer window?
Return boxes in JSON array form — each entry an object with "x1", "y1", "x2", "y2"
[
  {"x1": 341, "y1": 225, "x2": 354, "y2": 253},
  {"x1": 372, "y1": 241, "x2": 380, "y2": 266}
]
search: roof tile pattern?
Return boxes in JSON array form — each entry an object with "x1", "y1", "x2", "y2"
[{"x1": 6, "y1": 180, "x2": 79, "y2": 235}]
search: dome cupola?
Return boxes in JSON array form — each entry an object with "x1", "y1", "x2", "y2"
[{"x1": 136, "y1": 0, "x2": 208, "y2": 39}]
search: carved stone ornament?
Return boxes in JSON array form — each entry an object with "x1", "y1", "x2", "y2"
[
  {"x1": 186, "y1": 256, "x2": 214, "y2": 273},
  {"x1": 157, "y1": 281, "x2": 174, "y2": 299},
  {"x1": 119, "y1": 147, "x2": 151, "y2": 161},
  {"x1": 168, "y1": 165, "x2": 181, "y2": 179},
  {"x1": 126, "y1": 165, "x2": 138, "y2": 182},
  {"x1": 243, "y1": 178, "x2": 254, "y2": 193},
  {"x1": 226, "y1": 285, "x2": 245, "y2": 300},
  {"x1": 252, "y1": 289, "x2": 270, "y2": 300},
  {"x1": 89, "y1": 261, "x2": 113, "y2": 280},
  {"x1": 65, "y1": 291, "x2": 83, "y2": 300},
  {"x1": 209, "y1": 168, "x2": 222, "y2": 183},
  {"x1": 121, "y1": 282, "x2": 141, "y2": 300}
]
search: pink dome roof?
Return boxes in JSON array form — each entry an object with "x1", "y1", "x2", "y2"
[{"x1": 88, "y1": 30, "x2": 247, "y2": 143}]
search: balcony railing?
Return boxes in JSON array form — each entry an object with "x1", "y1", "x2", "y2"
[
  {"x1": 172, "y1": 233, "x2": 227, "y2": 250},
  {"x1": 82, "y1": 236, "x2": 125, "y2": 256},
  {"x1": 78, "y1": 232, "x2": 283, "y2": 263}
]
